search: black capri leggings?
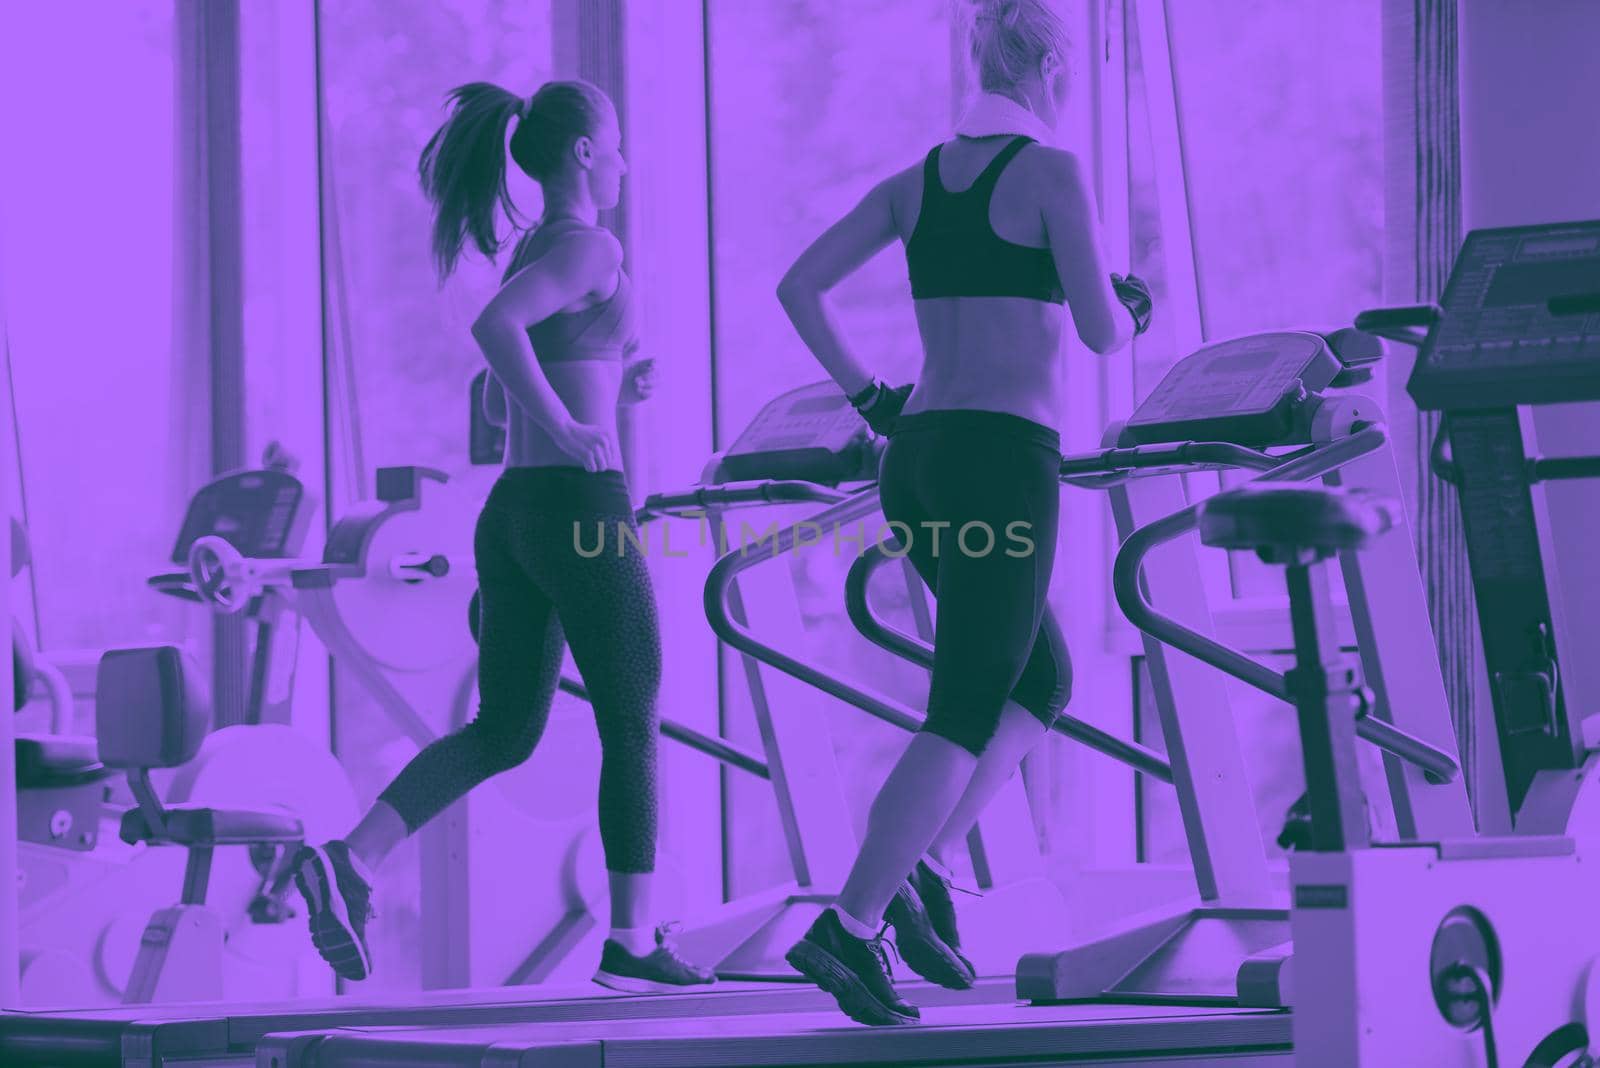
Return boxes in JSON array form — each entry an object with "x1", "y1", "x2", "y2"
[
  {"x1": 377, "y1": 467, "x2": 661, "y2": 874},
  {"x1": 878, "y1": 409, "x2": 1072, "y2": 755}
]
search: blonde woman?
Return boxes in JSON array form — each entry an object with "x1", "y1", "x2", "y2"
[{"x1": 778, "y1": 0, "x2": 1151, "y2": 1025}]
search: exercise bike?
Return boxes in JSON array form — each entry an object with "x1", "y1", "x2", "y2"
[
  {"x1": 1267, "y1": 218, "x2": 1600, "y2": 1066},
  {"x1": 13, "y1": 451, "x2": 357, "y2": 1006}
]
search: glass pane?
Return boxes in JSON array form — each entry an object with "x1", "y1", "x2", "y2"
[
  {"x1": 706, "y1": 0, "x2": 956, "y2": 895},
  {"x1": 1128, "y1": 0, "x2": 1383, "y2": 598},
  {"x1": 1127, "y1": 0, "x2": 1385, "y2": 859},
  {"x1": 1169, "y1": 1, "x2": 1383, "y2": 345},
  {"x1": 0, "y1": 0, "x2": 188, "y2": 700},
  {"x1": 1136, "y1": 655, "x2": 1398, "y2": 865},
  {"x1": 317, "y1": 0, "x2": 554, "y2": 992}
]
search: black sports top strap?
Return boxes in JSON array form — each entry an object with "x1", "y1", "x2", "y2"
[
  {"x1": 965, "y1": 136, "x2": 1034, "y2": 200},
  {"x1": 905, "y1": 136, "x2": 1066, "y2": 304}
]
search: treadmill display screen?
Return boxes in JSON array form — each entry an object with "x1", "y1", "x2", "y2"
[
  {"x1": 170, "y1": 470, "x2": 306, "y2": 563},
  {"x1": 1520, "y1": 235, "x2": 1600, "y2": 257},
  {"x1": 1483, "y1": 258, "x2": 1600, "y2": 307},
  {"x1": 1408, "y1": 220, "x2": 1600, "y2": 410},
  {"x1": 790, "y1": 394, "x2": 847, "y2": 414}
]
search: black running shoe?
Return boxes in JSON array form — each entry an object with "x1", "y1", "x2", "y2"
[
  {"x1": 292, "y1": 841, "x2": 374, "y2": 981},
  {"x1": 909, "y1": 859, "x2": 973, "y2": 974},
  {"x1": 786, "y1": 909, "x2": 921, "y2": 1026},
  {"x1": 885, "y1": 880, "x2": 974, "y2": 989},
  {"x1": 593, "y1": 922, "x2": 717, "y2": 993}
]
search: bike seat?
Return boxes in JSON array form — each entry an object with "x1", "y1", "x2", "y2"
[
  {"x1": 1199, "y1": 485, "x2": 1399, "y2": 558},
  {"x1": 120, "y1": 803, "x2": 305, "y2": 847}
]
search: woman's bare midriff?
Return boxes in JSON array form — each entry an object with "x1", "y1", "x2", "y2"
[
  {"x1": 902, "y1": 297, "x2": 1066, "y2": 430},
  {"x1": 504, "y1": 359, "x2": 625, "y2": 469}
]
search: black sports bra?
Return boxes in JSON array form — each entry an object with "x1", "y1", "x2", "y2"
[{"x1": 905, "y1": 136, "x2": 1066, "y2": 304}]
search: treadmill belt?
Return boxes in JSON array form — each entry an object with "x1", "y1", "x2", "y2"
[{"x1": 265, "y1": 1001, "x2": 1292, "y2": 1067}]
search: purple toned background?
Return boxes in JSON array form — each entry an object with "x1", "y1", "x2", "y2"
[{"x1": 1, "y1": 0, "x2": 1596, "y2": 1017}]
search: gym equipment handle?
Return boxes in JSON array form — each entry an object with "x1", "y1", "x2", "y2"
[
  {"x1": 639, "y1": 480, "x2": 849, "y2": 523},
  {"x1": 704, "y1": 488, "x2": 936, "y2": 736},
  {"x1": 703, "y1": 488, "x2": 1176, "y2": 784},
  {"x1": 390, "y1": 552, "x2": 452, "y2": 581},
  {"x1": 1431, "y1": 420, "x2": 1600, "y2": 486},
  {"x1": 1112, "y1": 429, "x2": 1461, "y2": 786},
  {"x1": 1059, "y1": 441, "x2": 1279, "y2": 484},
  {"x1": 1352, "y1": 304, "x2": 1442, "y2": 348}
]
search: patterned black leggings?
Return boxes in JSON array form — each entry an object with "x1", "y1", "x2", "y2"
[{"x1": 377, "y1": 466, "x2": 660, "y2": 873}]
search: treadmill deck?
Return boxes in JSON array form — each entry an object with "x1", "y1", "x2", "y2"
[{"x1": 0, "y1": 979, "x2": 1289, "y2": 1067}]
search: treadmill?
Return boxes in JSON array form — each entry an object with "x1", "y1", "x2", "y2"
[
  {"x1": 0, "y1": 386, "x2": 1033, "y2": 1068},
  {"x1": 1357, "y1": 218, "x2": 1600, "y2": 836},
  {"x1": 232, "y1": 329, "x2": 1478, "y2": 1061},
  {"x1": 41, "y1": 335, "x2": 1427, "y2": 1067}
]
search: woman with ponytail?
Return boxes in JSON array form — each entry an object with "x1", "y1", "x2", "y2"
[
  {"x1": 778, "y1": 0, "x2": 1152, "y2": 1025},
  {"x1": 290, "y1": 79, "x2": 715, "y2": 993}
]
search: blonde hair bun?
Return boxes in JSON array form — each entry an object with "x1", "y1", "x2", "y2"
[{"x1": 964, "y1": 0, "x2": 1069, "y2": 95}]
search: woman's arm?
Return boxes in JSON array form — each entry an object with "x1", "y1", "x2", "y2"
[
  {"x1": 482, "y1": 372, "x2": 509, "y2": 428},
  {"x1": 1039, "y1": 150, "x2": 1133, "y2": 355},
  {"x1": 615, "y1": 346, "x2": 655, "y2": 506},
  {"x1": 776, "y1": 175, "x2": 903, "y2": 397},
  {"x1": 471, "y1": 232, "x2": 622, "y2": 469}
]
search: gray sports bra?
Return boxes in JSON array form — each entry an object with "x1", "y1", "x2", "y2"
[{"x1": 504, "y1": 219, "x2": 638, "y2": 363}]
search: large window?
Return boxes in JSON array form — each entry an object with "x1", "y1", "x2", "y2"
[
  {"x1": 1122, "y1": 0, "x2": 1392, "y2": 858},
  {"x1": 317, "y1": 0, "x2": 554, "y2": 992},
  {"x1": 0, "y1": 0, "x2": 189, "y2": 729},
  {"x1": 706, "y1": 0, "x2": 959, "y2": 895}
]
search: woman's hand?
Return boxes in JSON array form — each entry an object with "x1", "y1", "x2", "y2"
[
  {"x1": 1110, "y1": 272, "x2": 1154, "y2": 336},
  {"x1": 551, "y1": 418, "x2": 619, "y2": 472},
  {"x1": 619, "y1": 356, "x2": 658, "y2": 405}
]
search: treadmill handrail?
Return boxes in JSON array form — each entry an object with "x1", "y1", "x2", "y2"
[
  {"x1": 1352, "y1": 303, "x2": 1441, "y2": 348},
  {"x1": 1059, "y1": 441, "x2": 1280, "y2": 482},
  {"x1": 842, "y1": 546, "x2": 1175, "y2": 783},
  {"x1": 1112, "y1": 427, "x2": 1461, "y2": 786},
  {"x1": 1527, "y1": 455, "x2": 1600, "y2": 482},
  {"x1": 638, "y1": 480, "x2": 850, "y2": 524},
  {"x1": 1430, "y1": 421, "x2": 1600, "y2": 486},
  {"x1": 702, "y1": 487, "x2": 932, "y2": 736}
]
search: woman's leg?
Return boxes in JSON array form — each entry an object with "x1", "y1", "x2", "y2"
[
  {"x1": 926, "y1": 610, "x2": 1072, "y2": 869},
  {"x1": 525, "y1": 503, "x2": 713, "y2": 987},
  {"x1": 924, "y1": 701, "x2": 1049, "y2": 872},
  {"x1": 366, "y1": 500, "x2": 565, "y2": 851},
  {"x1": 343, "y1": 801, "x2": 409, "y2": 873},
  {"x1": 838, "y1": 431, "x2": 1059, "y2": 930},
  {"x1": 531, "y1": 514, "x2": 661, "y2": 900},
  {"x1": 834, "y1": 733, "x2": 978, "y2": 928},
  {"x1": 294, "y1": 490, "x2": 565, "y2": 982},
  {"x1": 790, "y1": 415, "x2": 1061, "y2": 1022}
]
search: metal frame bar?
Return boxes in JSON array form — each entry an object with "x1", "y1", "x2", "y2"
[
  {"x1": 841, "y1": 544, "x2": 1174, "y2": 783},
  {"x1": 1111, "y1": 430, "x2": 1460, "y2": 785}
]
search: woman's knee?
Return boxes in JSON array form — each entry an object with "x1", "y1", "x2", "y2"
[
  {"x1": 1012, "y1": 613, "x2": 1073, "y2": 724},
  {"x1": 463, "y1": 714, "x2": 546, "y2": 772},
  {"x1": 920, "y1": 702, "x2": 1003, "y2": 756}
]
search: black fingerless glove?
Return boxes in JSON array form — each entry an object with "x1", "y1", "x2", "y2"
[
  {"x1": 847, "y1": 380, "x2": 912, "y2": 437},
  {"x1": 1111, "y1": 272, "x2": 1154, "y2": 336}
]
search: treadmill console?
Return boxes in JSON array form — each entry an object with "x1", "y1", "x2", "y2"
[
  {"x1": 169, "y1": 469, "x2": 309, "y2": 564},
  {"x1": 718, "y1": 382, "x2": 876, "y2": 485},
  {"x1": 1121, "y1": 332, "x2": 1340, "y2": 448},
  {"x1": 1409, "y1": 219, "x2": 1600, "y2": 410}
]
